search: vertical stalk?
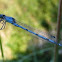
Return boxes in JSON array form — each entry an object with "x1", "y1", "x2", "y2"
[
  {"x1": 54, "y1": 0, "x2": 62, "y2": 62},
  {"x1": 0, "y1": 36, "x2": 4, "y2": 62}
]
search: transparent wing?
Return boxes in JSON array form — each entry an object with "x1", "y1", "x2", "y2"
[{"x1": 15, "y1": 20, "x2": 56, "y2": 40}]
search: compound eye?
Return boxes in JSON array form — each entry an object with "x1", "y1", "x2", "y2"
[{"x1": 3, "y1": 15, "x2": 5, "y2": 16}]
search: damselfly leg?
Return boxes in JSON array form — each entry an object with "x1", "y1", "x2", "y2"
[{"x1": 0, "y1": 18, "x2": 6, "y2": 30}]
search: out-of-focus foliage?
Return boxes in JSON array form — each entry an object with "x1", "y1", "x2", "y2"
[{"x1": 0, "y1": 0, "x2": 62, "y2": 62}]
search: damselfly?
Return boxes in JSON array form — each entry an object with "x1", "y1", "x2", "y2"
[{"x1": 0, "y1": 14, "x2": 62, "y2": 46}]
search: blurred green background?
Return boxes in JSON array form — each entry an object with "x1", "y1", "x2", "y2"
[{"x1": 0, "y1": 0, "x2": 62, "y2": 62}]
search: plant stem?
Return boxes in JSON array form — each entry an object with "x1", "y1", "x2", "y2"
[
  {"x1": 54, "y1": 0, "x2": 62, "y2": 62},
  {"x1": 0, "y1": 36, "x2": 4, "y2": 62}
]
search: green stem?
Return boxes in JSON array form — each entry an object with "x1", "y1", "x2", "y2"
[{"x1": 0, "y1": 36, "x2": 4, "y2": 62}]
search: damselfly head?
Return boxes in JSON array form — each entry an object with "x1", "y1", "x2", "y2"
[{"x1": 0, "y1": 14, "x2": 5, "y2": 18}]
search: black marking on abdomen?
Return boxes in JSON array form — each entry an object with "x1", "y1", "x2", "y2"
[
  {"x1": 35, "y1": 34, "x2": 38, "y2": 36},
  {"x1": 25, "y1": 29, "x2": 28, "y2": 31}
]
